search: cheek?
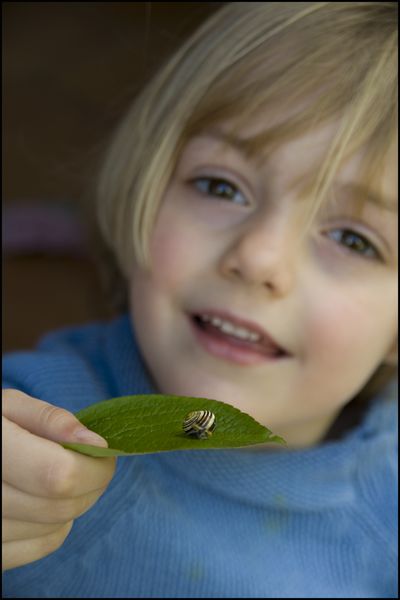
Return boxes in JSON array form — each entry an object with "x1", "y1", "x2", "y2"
[
  {"x1": 149, "y1": 208, "x2": 205, "y2": 290},
  {"x1": 306, "y1": 283, "x2": 397, "y2": 369}
]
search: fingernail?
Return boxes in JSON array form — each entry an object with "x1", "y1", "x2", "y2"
[{"x1": 73, "y1": 428, "x2": 108, "y2": 447}]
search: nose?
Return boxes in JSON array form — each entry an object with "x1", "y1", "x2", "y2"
[{"x1": 219, "y1": 214, "x2": 302, "y2": 298}]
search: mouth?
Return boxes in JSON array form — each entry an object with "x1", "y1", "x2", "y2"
[{"x1": 189, "y1": 310, "x2": 291, "y2": 366}]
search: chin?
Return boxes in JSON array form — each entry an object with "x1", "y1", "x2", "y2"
[
  {"x1": 155, "y1": 369, "x2": 240, "y2": 402},
  {"x1": 160, "y1": 373, "x2": 266, "y2": 419}
]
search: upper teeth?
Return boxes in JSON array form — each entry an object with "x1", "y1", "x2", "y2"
[{"x1": 200, "y1": 315, "x2": 261, "y2": 342}]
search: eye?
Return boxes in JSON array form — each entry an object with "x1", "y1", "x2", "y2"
[
  {"x1": 326, "y1": 228, "x2": 382, "y2": 260},
  {"x1": 191, "y1": 177, "x2": 248, "y2": 206}
]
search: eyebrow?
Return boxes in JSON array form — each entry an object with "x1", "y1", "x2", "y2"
[
  {"x1": 201, "y1": 128, "x2": 255, "y2": 157},
  {"x1": 341, "y1": 183, "x2": 398, "y2": 213}
]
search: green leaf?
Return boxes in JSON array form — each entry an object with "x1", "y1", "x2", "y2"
[{"x1": 62, "y1": 394, "x2": 286, "y2": 457}]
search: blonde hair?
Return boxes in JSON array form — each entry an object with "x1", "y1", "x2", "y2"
[{"x1": 96, "y1": 1, "x2": 397, "y2": 278}]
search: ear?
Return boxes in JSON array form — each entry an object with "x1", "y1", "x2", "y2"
[{"x1": 383, "y1": 338, "x2": 398, "y2": 367}]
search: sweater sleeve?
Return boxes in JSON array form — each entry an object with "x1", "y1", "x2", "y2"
[
  {"x1": 353, "y1": 397, "x2": 398, "y2": 597},
  {"x1": 2, "y1": 321, "x2": 116, "y2": 413}
]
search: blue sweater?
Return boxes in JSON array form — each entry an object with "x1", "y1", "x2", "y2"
[{"x1": 2, "y1": 315, "x2": 398, "y2": 598}]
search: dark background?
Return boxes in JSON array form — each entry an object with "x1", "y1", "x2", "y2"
[{"x1": 3, "y1": 2, "x2": 224, "y2": 351}]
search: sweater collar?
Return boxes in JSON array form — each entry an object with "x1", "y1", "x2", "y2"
[
  {"x1": 107, "y1": 314, "x2": 397, "y2": 510},
  {"x1": 156, "y1": 392, "x2": 396, "y2": 510}
]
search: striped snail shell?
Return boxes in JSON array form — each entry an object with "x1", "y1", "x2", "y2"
[{"x1": 183, "y1": 410, "x2": 216, "y2": 439}]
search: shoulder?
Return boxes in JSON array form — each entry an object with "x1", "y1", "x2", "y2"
[
  {"x1": 353, "y1": 389, "x2": 398, "y2": 556},
  {"x1": 2, "y1": 314, "x2": 133, "y2": 413}
]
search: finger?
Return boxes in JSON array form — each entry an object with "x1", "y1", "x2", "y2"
[
  {"x1": 2, "y1": 521, "x2": 73, "y2": 571},
  {"x1": 2, "y1": 519, "x2": 62, "y2": 542},
  {"x1": 2, "y1": 482, "x2": 108, "y2": 524},
  {"x1": 3, "y1": 417, "x2": 116, "y2": 497},
  {"x1": 2, "y1": 389, "x2": 107, "y2": 446}
]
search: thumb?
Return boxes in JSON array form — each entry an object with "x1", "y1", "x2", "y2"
[{"x1": 2, "y1": 389, "x2": 108, "y2": 447}]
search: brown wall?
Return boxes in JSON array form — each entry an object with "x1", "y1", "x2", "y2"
[{"x1": 3, "y1": 2, "x2": 224, "y2": 351}]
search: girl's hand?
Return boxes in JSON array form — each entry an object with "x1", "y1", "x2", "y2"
[{"x1": 2, "y1": 389, "x2": 116, "y2": 571}]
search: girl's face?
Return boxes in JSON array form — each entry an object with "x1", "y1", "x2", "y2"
[{"x1": 129, "y1": 119, "x2": 398, "y2": 447}]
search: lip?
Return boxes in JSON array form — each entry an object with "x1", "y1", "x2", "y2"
[{"x1": 188, "y1": 308, "x2": 290, "y2": 365}]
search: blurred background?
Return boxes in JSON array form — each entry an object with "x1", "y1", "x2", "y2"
[{"x1": 3, "y1": 1, "x2": 224, "y2": 351}]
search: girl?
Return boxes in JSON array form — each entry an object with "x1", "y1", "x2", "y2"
[{"x1": 2, "y1": 2, "x2": 397, "y2": 597}]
